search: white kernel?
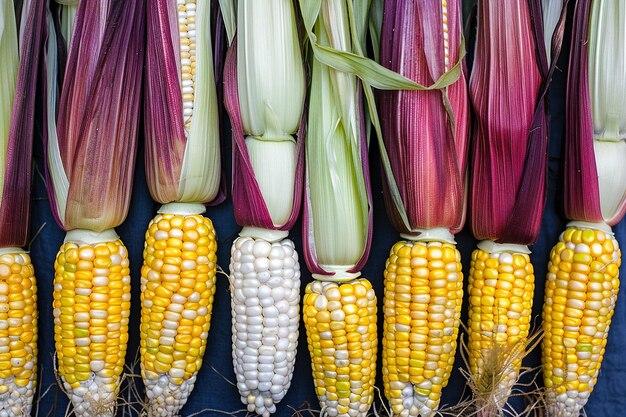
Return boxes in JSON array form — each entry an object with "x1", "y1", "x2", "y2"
[
  {"x1": 271, "y1": 286, "x2": 285, "y2": 300},
  {"x1": 253, "y1": 241, "x2": 272, "y2": 258},
  {"x1": 90, "y1": 360, "x2": 105, "y2": 372},
  {"x1": 254, "y1": 257, "x2": 270, "y2": 272},
  {"x1": 159, "y1": 336, "x2": 174, "y2": 346},
  {"x1": 163, "y1": 320, "x2": 178, "y2": 330},
  {"x1": 258, "y1": 285, "x2": 271, "y2": 299},
  {"x1": 75, "y1": 337, "x2": 90, "y2": 347}
]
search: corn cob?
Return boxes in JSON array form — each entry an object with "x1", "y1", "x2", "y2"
[
  {"x1": 53, "y1": 233, "x2": 131, "y2": 417},
  {"x1": 0, "y1": 1, "x2": 45, "y2": 416},
  {"x1": 382, "y1": 239, "x2": 463, "y2": 417},
  {"x1": 140, "y1": 207, "x2": 217, "y2": 417},
  {"x1": 45, "y1": 1, "x2": 145, "y2": 416},
  {"x1": 0, "y1": 250, "x2": 38, "y2": 417},
  {"x1": 542, "y1": 1, "x2": 626, "y2": 414},
  {"x1": 377, "y1": 1, "x2": 469, "y2": 415},
  {"x1": 543, "y1": 224, "x2": 620, "y2": 417},
  {"x1": 467, "y1": 0, "x2": 555, "y2": 412},
  {"x1": 142, "y1": 0, "x2": 222, "y2": 412},
  {"x1": 223, "y1": 1, "x2": 306, "y2": 414},
  {"x1": 299, "y1": 1, "x2": 380, "y2": 415},
  {"x1": 229, "y1": 236, "x2": 300, "y2": 416},
  {"x1": 467, "y1": 244, "x2": 534, "y2": 410},
  {"x1": 303, "y1": 279, "x2": 377, "y2": 417}
]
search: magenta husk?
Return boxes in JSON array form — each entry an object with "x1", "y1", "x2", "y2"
[
  {"x1": 223, "y1": 40, "x2": 305, "y2": 231},
  {"x1": 0, "y1": 1, "x2": 45, "y2": 247},
  {"x1": 469, "y1": 0, "x2": 561, "y2": 245},
  {"x1": 379, "y1": 0, "x2": 470, "y2": 237}
]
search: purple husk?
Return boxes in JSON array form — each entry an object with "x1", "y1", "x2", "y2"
[
  {"x1": 144, "y1": 0, "x2": 187, "y2": 204},
  {"x1": 0, "y1": 0, "x2": 46, "y2": 247},
  {"x1": 498, "y1": 0, "x2": 569, "y2": 243},
  {"x1": 378, "y1": 0, "x2": 470, "y2": 237},
  {"x1": 562, "y1": 0, "x2": 607, "y2": 224},
  {"x1": 57, "y1": 0, "x2": 145, "y2": 230},
  {"x1": 469, "y1": 0, "x2": 568, "y2": 245}
]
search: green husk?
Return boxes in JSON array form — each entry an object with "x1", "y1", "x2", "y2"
[{"x1": 0, "y1": 0, "x2": 19, "y2": 202}]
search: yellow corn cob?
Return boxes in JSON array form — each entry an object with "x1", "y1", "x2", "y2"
[
  {"x1": 140, "y1": 209, "x2": 217, "y2": 417},
  {"x1": 142, "y1": 0, "x2": 220, "y2": 412},
  {"x1": 383, "y1": 240, "x2": 463, "y2": 417},
  {"x1": 53, "y1": 235, "x2": 131, "y2": 417},
  {"x1": 542, "y1": 224, "x2": 621, "y2": 417},
  {"x1": 0, "y1": 250, "x2": 37, "y2": 417},
  {"x1": 303, "y1": 279, "x2": 377, "y2": 417},
  {"x1": 467, "y1": 245, "x2": 534, "y2": 411}
]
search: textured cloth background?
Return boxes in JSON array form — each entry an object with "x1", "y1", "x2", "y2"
[{"x1": 28, "y1": 7, "x2": 625, "y2": 417}]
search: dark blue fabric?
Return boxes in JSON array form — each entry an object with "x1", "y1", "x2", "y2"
[{"x1": 28, "y1": 12, "x2": 625, "y2": 417}]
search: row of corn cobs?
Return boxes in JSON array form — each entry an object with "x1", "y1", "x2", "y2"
[{"x1": 1, "y1": 1, "x2": 624, "y2": 417}]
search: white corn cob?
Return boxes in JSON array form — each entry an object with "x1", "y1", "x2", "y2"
[{"x1": 229, "y1": 236, "x2": 300, "y2": 417}]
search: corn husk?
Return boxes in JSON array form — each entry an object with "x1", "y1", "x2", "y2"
[
  {"x1": 378, "y1": 0, "x2": 470, "y2": 238},
  {"x1": 302, "y1": 0, "x2": 372, "y2": 276},
  {"x1": 542, "y1": 0, "x2": 565, "y2": 64},
  {"x1": 0, "y1": 0, "x2": 44, "y2": 248},
  {"x1": 564, "y1": 0, "x2": 626, "y2": 225},
  {"x1": 467, "y1": 0, "x2": 568, "y2": 413},
  {"x1": 144, "y1": 0, "x2": 222, "y2": 206},
  {"x1": 469, "y1": 0, "x2": 552, "y2": 245},
  {"x1": 223, "y1": 0, "x2": 306, "y2": 232},
  {"x1": 45, "y1": 0, "x2": 145, "y2": 232}
]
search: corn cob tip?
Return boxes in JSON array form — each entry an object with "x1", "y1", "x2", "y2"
[
  {"x1": 143, "y1": 375, "x2": 197, "y2": 417},
  {"x1": 399, "y1": 227, "x2": 456, "y2": 245},
  {"x1": 387, "y1": 381, "x2": 438, "y2": 417},
  {"x1": 230, "y1": 236, "x2": 301, "y2": 417},
  {"x1": 60, "y1": 377, "x2": 118, "y2": 417},
  {"x1": 239, "y1": 226, "x2": 289, "y2": 243},
  {"x1": 157, "y1": 202, "x2": 206, "y2": 216},
  {"x1": 544, "y1": 389, "x2": 589, "y2": 417},
  {"x1": 0, "y1": 379, "x2": 37, "y2": 417}
]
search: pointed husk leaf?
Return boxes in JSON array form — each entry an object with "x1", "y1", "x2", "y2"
[{"x1": 542, "y1": 0, "x2": 564, "y2": 64}]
